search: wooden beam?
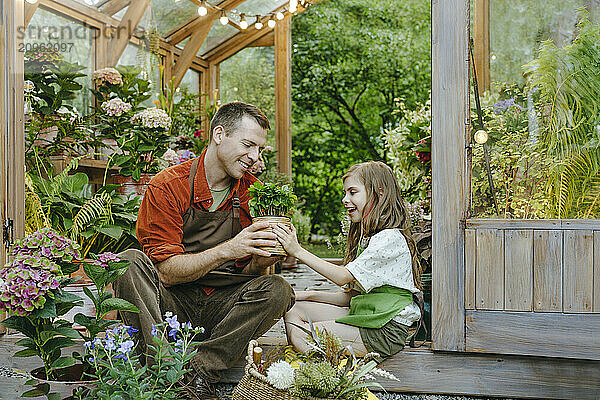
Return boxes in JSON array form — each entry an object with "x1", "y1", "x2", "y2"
[
  {"x1": 100, "y1": 0, "x2": 131, "y2": 16},
  {"x1": 165, "y1": 0, "x2": 247, "y2": 45},
  {"x1": 172, "y1": 19, "x2": 215, "y2": 89},
  {"x1": 431, "y1": 0, "x2": 469, "y2": 351},
  {"x1": 24, "y1": 2, "x2": 40, "y2": 27},
  {"x1": 473, "y1": 0, "x2": 490, "y2": 91},
  {"x1": 108, "y1": 0, "x2": 151, "y2": 66},
  {"x1": 248, "y1": 31, "x2": 274, "y2": 47},
  {"x1": 274, "y1": 18, "x2": 291, "y2": 176}
]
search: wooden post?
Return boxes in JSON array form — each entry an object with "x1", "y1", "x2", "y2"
[
  {"x1": 431, "y1": 0, "x2": 469, "y2": 351},
  {"x1": 473, "y1": 0, "x2": 490, "y2": 92},
  {"x1": 108, "y1": 0, "x2": 150, "y2": 66},
  {"x1": 274, "y1": 18, "x2": 292, "y2": 176}
]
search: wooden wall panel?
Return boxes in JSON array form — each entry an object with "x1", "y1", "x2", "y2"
[
  {"x1": 504, "y1": 230, "x2": 533, "y2": 311},
  {"x1": 465, "y1": 229, "x2": 476, "y2": 309},
  {"x1": 533, "y1": 230, "x2": 563, "y2": 312},
  {"x1": 475, "y1": 229, "x2": 504, "y2": 309},
  {"x1": 274, "y1": 18, "x2": 291, "y2": 176},
  {"x1": 466, "y1": 310, "x2": 600, "y2": 361},
  {"x1": 594, "y1": 231, "x2": 600, "y2": 312},
  {"x1": 431, "y1": 0, "x2": 469, "y2": 351},
  {"x1": 563, "y1": 230, "x2": 594, "y2": 312}
]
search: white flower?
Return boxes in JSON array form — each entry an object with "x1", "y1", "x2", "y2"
[
  {"x1": 93, "y1": 67, "x2": 123, "y2": 86},
  {"x1": 266, "y1": 361, "x2": 295, "y2": 390},
  {"x1": 165, "y1": 311, "x2": 173, "y2": 318},
  {"x1": 131, "y1": 108, "x2": 172, "y2": 130},
  {"x1": 162, "y1": 149, "x2": 178, "y2": 165},
  {"x1": 101, "y1": 98, "x2": 132, "y2": 117}
]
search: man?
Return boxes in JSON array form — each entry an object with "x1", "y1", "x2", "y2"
[{"x1": 114, "y1": 101, "x2": 295, "y2": 400}]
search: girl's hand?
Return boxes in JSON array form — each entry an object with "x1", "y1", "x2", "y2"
[{"x1": 273, "y1": 223, "x2": 302, "y2": 257}]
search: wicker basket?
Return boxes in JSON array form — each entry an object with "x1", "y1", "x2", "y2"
[
  {"x1": 232, "y1": 340, "x2": 335, "y2": 400},
  {"x1": 252, "y1": 216, "x2": 292, "y2": 257}
]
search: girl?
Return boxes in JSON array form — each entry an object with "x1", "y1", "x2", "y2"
[{"x1": 274, "y1": 161, "x2": 422, "y2": 360}]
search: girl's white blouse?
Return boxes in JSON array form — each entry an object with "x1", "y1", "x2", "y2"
[{"x1": 345, "y1": 228, "x2": 421, "y2": 327}]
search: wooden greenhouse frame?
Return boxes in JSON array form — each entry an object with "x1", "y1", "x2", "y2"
[{"x1": 2, "y1": 0, "x2": 600, "y2": 398}]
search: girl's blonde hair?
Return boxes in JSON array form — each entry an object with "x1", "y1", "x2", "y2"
[{"x1": 342, "y1": 161, "x2": 422, "y2": 290}]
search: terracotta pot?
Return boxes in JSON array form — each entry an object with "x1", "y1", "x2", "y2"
[
  {"x1": 113, "y1": 173, "x2": 154, "y2": 197},
  {"x1": 30, "y1": 364, "x2": 96, "y2": 399},
  {"x1": 252, "y1": 216, "x2": 291, "y2": 257}
]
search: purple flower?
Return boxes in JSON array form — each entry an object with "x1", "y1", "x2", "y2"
[
  {"x1": 84, "y1": 341, "x2": 94, "y2": 350},
  {"x1": 151, "y1": 324, "x2": 158, "y2": 337},
  {"x1": 165, "y1": 315, "x2": 180, "y2": 331},
  {"x1": 117, "y1": 340, "x2": 134, "y2": 354},
  {"x1": 491, "y1": 98, "x2": 523, "y2": 114},
  {"x1": 104, "y1": 337, "x2": 116, "y2": 351},
  {"x1": 174, "y1": 339, "x2": 184, "y2": 352},
  {"x1": 168, "y1": 327, "x2": 179, "y2": 340},
  {"x1": 183, "y1": 321, "x2": 192, "y2": 331},
  {"x1": 126, "y1": 326, "x2": 138, "y2": 337}
]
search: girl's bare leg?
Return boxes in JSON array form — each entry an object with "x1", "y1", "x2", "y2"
[{"x1": 284, "y1": 298, "x2": 367, "y2": 355}]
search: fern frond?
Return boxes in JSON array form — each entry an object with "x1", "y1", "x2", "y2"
[
  {"x1": 24, "y1": 173, "x2": 50, "y2": 234},
  {"x1": 69, "y1": 191, "x2": 113, "y2": 240}
]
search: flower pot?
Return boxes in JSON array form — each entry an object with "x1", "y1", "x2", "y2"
[
  {"x1": 113, "y1": 173, "x2": 154, "y2": 197},
  {"x1": 252, "y1": 216, "x2": 291, "y2": 257},
  {"x1": 30, "y1": 364, "x2": 96, "y2": 399}
]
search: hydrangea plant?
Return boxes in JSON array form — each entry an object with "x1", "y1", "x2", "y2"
[{"x1": 1, "y1": 229, "x2": 83, "y2": 381}]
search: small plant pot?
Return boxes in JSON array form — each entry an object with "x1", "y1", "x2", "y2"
[
  {"x1": 30, "y1": 364, "x2": 96, "y2": 399},
  {"x1": 252, "y1": 216, "x2": 291, "y2": 257}
]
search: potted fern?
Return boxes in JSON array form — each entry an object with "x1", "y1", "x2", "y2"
[{"x1": 248, "y1": 182, "x2": 297, "y2": 256}]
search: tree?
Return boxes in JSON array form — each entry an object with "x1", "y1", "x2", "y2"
[{"x1": 291, "y1": 0, "x2": 431, "y2": 233}]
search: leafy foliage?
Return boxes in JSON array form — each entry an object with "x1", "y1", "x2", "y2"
[
  {"x1": 248, "y1": 182, "x2": 297, "y2": 217},
  {"x1": 291, "y1": 0, "x2": 431, "y2": 233}
]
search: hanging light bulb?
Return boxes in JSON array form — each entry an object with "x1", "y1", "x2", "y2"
[
  {"x1": 255, "y1": 17, "x2": 263, "y2": 30},
  {"x1": 289, "y1": 0, "x2": 298, "y2": 13},
  {"x1": 239, "y1": 13, "x2": 248, "y2": 30},
  {"x1": 474, "y1": 129, "x2": 489, "y2": 144},
  {"x1": 276, "y1": 11, "x2": 285, "y2": 20},
  {"x1": 25, "y1": 0, "x2": 39, "y2": 4},
  {"x1": 220, "y1": 11, "x2": 229, "y2": 25},
  {"x1": 197, "y1": 1, "x2": 208, "y2": 16},
  {"x1": 267, "y1": 17, "x2": 276, "y2": 28}
]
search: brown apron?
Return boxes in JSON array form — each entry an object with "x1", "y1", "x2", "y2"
[{"x1": 182, "y1": 157, "x2": 258, "y2": 287}]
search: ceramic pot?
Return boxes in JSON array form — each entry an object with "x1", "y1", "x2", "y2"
[
  {"x1": 29, "y1": 364, "x2": 96, "y2": 399},
  {"x1": 252, "y1": 216, "x2": 291, "y2": 256},
  {"x1": 113, "y1": 173, "x2": 154, "y2": 197}
]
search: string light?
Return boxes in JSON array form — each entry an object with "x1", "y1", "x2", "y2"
[
  {"x1": 192, "y1": 0, "x2": 313, "y2": 32},
  {"x1": 474, "y1": 130, "x2": 489, "y2": 144},
  {"x1": 197, "y1": 1, "x2": 208, "y2": 16},
  {"x1": 219, "y1": 10, "x2": 229, "y2": 25},
  {"x1": 289, "y1": 0, "x2": 298, "y2": 13},
  {"x1": 239, "y1": 13, "x2": 248, "y2": 30},
  {"x1": 25, "y1": 0, "x2": 39, "y2": 3}
]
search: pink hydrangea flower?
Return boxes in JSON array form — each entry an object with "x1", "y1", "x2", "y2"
[
  {"x1": 131, "y1": 108, "x2": 172, "y2": 130},
  {"x1": 93, "y1": 67, "x2": 124, "y2": 86},
  {"x1": 101, "y1": 98, "x2": 132, "y2": 117}
]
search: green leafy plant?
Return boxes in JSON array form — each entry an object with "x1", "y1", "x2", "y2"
[
  {"x1": 80, "y1": 316, "x2": 203, "y2": 399},
  {"x1": 248, "y1": 182, "x2": 297, "y2": 217},
  {"x1": 29, "y1": 158, "x2": 140, "y2": 258},
  {"x1": 73, "y1": 253, "x2": 139, "y2": 344},
  {"x1": 523, "y1": 11, "x2": 600, "y2": 218}
]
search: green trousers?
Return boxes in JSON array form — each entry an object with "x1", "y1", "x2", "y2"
[{"x1": 113, "y1": 249, "x2": 295, "y2": 383}]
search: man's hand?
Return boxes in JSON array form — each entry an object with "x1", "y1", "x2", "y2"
[{"x1": 225, "y1": 221, "x2": 280, "y2": 259}]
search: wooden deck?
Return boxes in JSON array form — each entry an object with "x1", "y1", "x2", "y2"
[{"x1": 2, "y1": 264, "x2": 600, "y2": 399}]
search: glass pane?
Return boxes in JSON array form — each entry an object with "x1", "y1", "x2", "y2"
[
  {"x1": 71, "y1": 0, "x2": 103, "y2": 5},
  {"x1": 179, "y1": 68, "x2": 200, "y2": 94},
  {"x1": 470, "y1": 0, "x2": 600, "y2": 219},
  {"x1": 150, "y1": 0, "x2": 198, "y2": 36},
  {"x1": 219, "y1": 46, "x2": 275, "y2": 135},
  {"x1": 117, "y1": 43, "x2": 162, "y2": 107},
  {"x1": 25, "y1": 6, "x2": 95, "y2": 113},
  {"x1": 197, "y1": 21, "x2": 237, "y2": 56}
]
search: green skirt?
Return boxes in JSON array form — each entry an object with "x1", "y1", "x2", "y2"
[{"x1": 359, "y1": 319, "x2": 410, "y2": 363}]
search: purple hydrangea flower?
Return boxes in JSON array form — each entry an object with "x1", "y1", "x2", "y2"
[
  {"x1": 0, "y1": 262, "x2": 61, "y2": 316},
  {"x1": 12, "y1": 228, "x2": 81, "y2": 265}
]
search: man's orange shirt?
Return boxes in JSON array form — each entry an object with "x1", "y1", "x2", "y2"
[{"x1": 137, "y1": 149, "x2": 258, "y2": 266}]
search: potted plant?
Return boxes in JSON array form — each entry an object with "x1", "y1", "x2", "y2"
[
  {"x1": 0, "y1": 229, "x2": 86, "y2": 398},
  {"x1": 248, "y1": 181, "x2": 297, "y2": 256}
]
